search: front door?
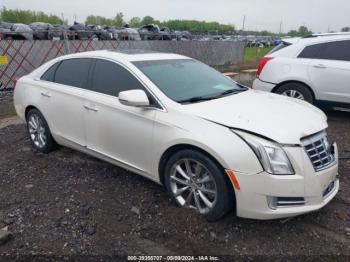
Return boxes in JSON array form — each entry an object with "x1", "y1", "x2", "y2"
[{"x1": 84, "y1": 58, "x2": 156, "y2": 174}]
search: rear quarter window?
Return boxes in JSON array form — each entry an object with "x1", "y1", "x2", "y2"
[
  {"x1": 320, "y1": 40, "x2": 350, "y2": 61},
  {"x1": 54, "y1": 58, "x2": 91, "y2": 88},
  {"x1": 40, "y1": 62, "x2": 60, "y2": 82},
  {"x1": 298, "y1": 43, "x2": 324, "y2": 59}
]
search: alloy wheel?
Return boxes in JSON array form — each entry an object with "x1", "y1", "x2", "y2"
[
  {"x1": 169, "y1": 159, "x2": 217, "y2": 214},
  {"x1": 282, "y1": 89, "x2": 305, "y2": 100},
  {"x1": 28, "y1": 114, "x2": 47, "y2": 148}
]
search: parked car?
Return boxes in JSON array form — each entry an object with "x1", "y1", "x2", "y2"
[
  {"x1": 139, "y1": 24, "x2": 166, "y2": 40},
  {"x1": 115, "y1": 27, "x2": 141, "y2": 41},
  {"x1": 175, "y1": 30, "x2": 192, "y2": 41},
  {"x1": 253, "y1": 34, "x2": 350, "y2": 109},
  {"x1": 104, "y1": 26, "x2": 119, "y2": 40},
  {"x1": 69, "y1": 22, "x2": 95, "y2": 40},
  {"x1": 14, "y1": 50, "x2": 338, "y2": 221},
  {"x1": 159, "y1": 27, "x2": 175, "y2": 40},
  {"x1": 86, "y1": 25, "x2": 112, "y2": 40},
  {"x1": 30, "y1": 22, "x2": 54, "y2": 40},
  {"x1": 0, "y1": 23, "x2": 33, "y2": 40}
]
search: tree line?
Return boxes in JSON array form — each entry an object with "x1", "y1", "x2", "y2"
[{"x1": 0, "y1": 7, "x2": 63, "y2": 25}]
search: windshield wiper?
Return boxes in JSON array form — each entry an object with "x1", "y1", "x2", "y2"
[
  {"x1": 178, "y1": 96, "x2": 216, "y2": 104},
  {"x1": 216, "y1": 87, "x2": 248, "y2": 97},
  {"x1": 178, "y1": 87, "x2": 249, "y2": 104}
]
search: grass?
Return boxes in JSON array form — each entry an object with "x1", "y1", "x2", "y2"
[{"x1": 244, "y1": 47, "x2": 273, "y2": 62}]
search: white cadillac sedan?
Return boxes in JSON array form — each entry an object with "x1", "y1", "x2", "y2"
[{"x1": 14, "y1": 50, "x2": 339, "y2": 221}]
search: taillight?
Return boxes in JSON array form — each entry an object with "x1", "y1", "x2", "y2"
[{"x1": 256, "y1": 57, "x2": 273, "y2": 78}]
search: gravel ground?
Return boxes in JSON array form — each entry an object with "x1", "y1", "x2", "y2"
[
  {"x1": 0, "y1": 113, "x2": 349, "y2": 260},
  {"x1": 0, "y1": 91, "x2": 350, "y2": 260}
]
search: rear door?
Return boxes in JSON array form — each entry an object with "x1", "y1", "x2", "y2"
[
  {"x1": 83, "y1": 58, "x2": 157, "y2": 174},
  {"x1": 40, "y1": 58, "x2": 92, "y2": 146},
  {"x1": 307, "y1": 40, "x2": 350, "y2": 103}
]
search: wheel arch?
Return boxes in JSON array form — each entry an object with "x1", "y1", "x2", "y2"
[
  {"x1": 25, "y1": 105, "x2": 39, "y2": 119},
  {"x1": 158, "y1": 144, "x2": 235, "y2": 198},
  {"x1": 24, "y1": 105, "x2": 54, "y2": 135},
  {"x1": 271, "y1": 80, "x2": 316, "y2": 101}
]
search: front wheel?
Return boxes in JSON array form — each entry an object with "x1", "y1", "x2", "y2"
[
  {"x1": 164, "y1": 150, "x2": 234, "y2": 222},
  {"x1": 275, "y1": 82, "x2": 314, "y2": 104}
]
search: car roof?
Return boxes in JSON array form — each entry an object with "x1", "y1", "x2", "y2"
[
  {"x1": 60, "y1": 49, "x2": 190, "y2": 62},
  {"x1": 288, "y1": 34, "x2": 350, "y2": 46}
]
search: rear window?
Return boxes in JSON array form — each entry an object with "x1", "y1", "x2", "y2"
[
  {"x1": 268, "y1": 42, "x2": 291, "y2": 54},
  {"x1": 54, "y1": 58, "x2": 91, "y2": 88}
]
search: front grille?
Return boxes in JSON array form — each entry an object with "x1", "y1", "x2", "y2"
[{"x1": 302, "y1": 131, "x2": 335, "y2": 171}]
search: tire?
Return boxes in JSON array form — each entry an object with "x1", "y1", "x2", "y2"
[
  {"x1": 164, "y1": 149, "x2": 234, "y2": 222},
  {"x1": 26, "y1": 109, "x2": 57, "y2": 153},
  {"x1": 275, "y1": 82, "x2": 314, "y2": 104}
]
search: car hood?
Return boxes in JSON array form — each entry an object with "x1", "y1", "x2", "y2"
[{"x1": 183, "y1": 90, "x2": 327, "y2": 144}]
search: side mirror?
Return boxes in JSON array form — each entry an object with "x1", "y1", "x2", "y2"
[{"x1": 118, "y1": 89, "x2": 150, "y2": 107}]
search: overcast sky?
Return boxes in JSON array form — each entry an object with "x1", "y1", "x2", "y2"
[{"x1": 2, "y1": 0, "x2": 349, "y2": 33}]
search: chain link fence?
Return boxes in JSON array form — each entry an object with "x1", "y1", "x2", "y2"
[{"x1": 0, "y1": 39, "x2": 244, "y2": 90}]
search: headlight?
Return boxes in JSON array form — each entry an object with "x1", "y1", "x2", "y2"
[{"x1": 233, "y1": 130, "x2": 294, "y2": 175}]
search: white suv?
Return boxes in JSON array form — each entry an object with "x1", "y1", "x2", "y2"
[
  {"x1": 14, "y1": 50, "x2": 339, "y2": 221},
  {"x1": 253, "y1": 34, "x2": 350, "y2": 109}
]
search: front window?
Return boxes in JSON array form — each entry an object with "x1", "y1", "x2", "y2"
[{"x1": 133, "y1": 59, "x2": 247, "y2": 104}]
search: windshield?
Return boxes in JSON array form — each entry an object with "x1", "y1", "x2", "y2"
[{"x1": 133, "y1": 59, "x2": 247, "y2": 103}]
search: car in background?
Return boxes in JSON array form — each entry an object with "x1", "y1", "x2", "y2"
[
  {"x1": 115, "y1": 27, "x2": 141, "y2": 41},
  {"x1": 160, "y1": 27, "x2": 176, "y2": 40},
  {"x1": 14, "y1": 50, "x2": 338, "y2": 221},
  {"x1": 0, "y1": 23, "x2": 33, "y2": 40},
  {"x1": 69, "y1": 22, "x2": 96, "y2": 40},
  {"x1": 86, "y1": 25, "x2": 112, "y2": 40},
  {"x1": 139, "y1": 24, "x2": 171, "y2": 40},
  {"x1": 253, "y1": 34, "x2": 350, "y2": 110},
  {"x1": 29, "y1": 22, "x2": 62, "y2": 40},
  {"x1": 176, "y1": 30, "x2": 192, "y2": 41}
]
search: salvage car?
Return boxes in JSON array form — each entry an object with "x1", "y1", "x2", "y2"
[
  {"x1": 29, "y1": 22, "x2": 57, "y2": 40},
  {"x1": 14, "y1": 50, "x2": 339, "y2": 221},
  {"x1": 139, "y1": 24, "x2": 170, "y2": 40},
  {"x1": 253, "y1": 34, "x2": 350, "y2": 110},
  {"x1": 0, "y1": 23, "x2": 33, "y2": 40},
  {"x1": 69, "y1": 22, "x2": 95, "y2": 40},
  {"x1": 115, "y1": 27, "x2": 141, "y2": 41}
]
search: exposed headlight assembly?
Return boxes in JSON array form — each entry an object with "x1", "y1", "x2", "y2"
[{"x1": 233, "y1": 130, "x2": 294, "y2": 175}]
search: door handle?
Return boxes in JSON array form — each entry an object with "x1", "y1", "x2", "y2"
[
  {"x1": 40, "y1": 91, "x2": 51, "y2": 98},
  {"x1": 83, "y1": 104, "x2": 98, "y2": 112},
  {"x1": 313, "y1": 64, "x2": 327, "y2": 69}
]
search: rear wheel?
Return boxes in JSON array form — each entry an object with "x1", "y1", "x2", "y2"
[
  {"x1": 164, "y1": 149, "x2": 234, "y2": 222},
  {"x1": 275, "y1": 82, "x2": 314, "y2": 104},
  {"x1": 26, "y1": 109, "x2": 56, "y2": 153}
]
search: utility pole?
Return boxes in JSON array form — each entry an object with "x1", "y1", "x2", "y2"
[
  {"x1": 242, "y1": 15, "x2": 246, "y2": 32},
  {"x1": 279, "y1": 20, "x2": 283, "y2": 35},
  {"x1": 61, "y1": 13, "x2": 64, "y2": 25}
]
